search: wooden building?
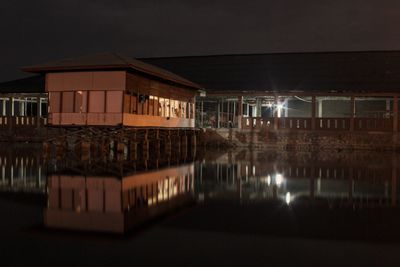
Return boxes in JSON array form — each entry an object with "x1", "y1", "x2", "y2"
[
  {"x1": 22, "y1": 53, "x2": 201, "y2": 128},
  {"x1": 144, "y1": 51, "x2": 400, "y2": 134},
  {"x1": 0, "y1": 75, "x2": 48, "y2": 139}
]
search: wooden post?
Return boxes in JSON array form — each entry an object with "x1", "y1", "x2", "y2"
[
  {"x1": 81, "y1": 140, "x2": 90, "y2": 161},
  {"x1": 238, "y1": 96, "x2": 243, "y2": 129},
  {"x1": 217, "y1": 100, "x2": 220, "y2": 128},
  {"x1": 165, "y1": 130, "x2": 172, "y2": 156},
  {"x1": 155, "y1": 129, "x2": 161, "y2": 157},
  {"x1": 311, "y1": 95, "x2": 316, "y2": 131},
  {"x1": 36, "y1": 96, "x2": 41, "y2": 129},
  {"x1": 393, "y1": 96, "x2": 398, "y2": 133},
  {"x1": 143, "y1": 129, "x2": 149, "y2": 160},
  {"x1": 350, "y1": 96, "x2": 355, "y2": 132},
  {"x1": 274, "y1": 96, "x2": 279, "y2": 131},
  {"x1": 176, "y1": 130, "x2": 181, "y2": 157},
  {"x1": 201, "y1": 100, "x2": 204, "y2": 127},
  {"x1": 181, "y1": 131, "x2": 188, "y2": 159},
  {"x1": 233, "y1": 100, "x2": 236, "y2": 128},
  {"x1": 7, "y1": 97, "x2": 13, "y2": 135},
  {"x1": 130, "y1": 131, "x2": 137, "y2": 160},
  {"x1": 190, "y1": 131, "x2": 197, "y2": 158},
  {"x1": 227, "y1": 99, "x2": 230, "y2": 127}
]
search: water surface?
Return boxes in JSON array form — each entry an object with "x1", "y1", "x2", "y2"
[{"x1": 1, "y1": 144, "x2": 400, "y2": 265}]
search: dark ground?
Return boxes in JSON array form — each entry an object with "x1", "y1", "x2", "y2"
[{"x1": 1, "y1": 195, "x2": 400, "y2": 267}]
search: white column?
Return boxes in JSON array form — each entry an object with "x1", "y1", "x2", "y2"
[{"x1": 318, "y1": 99, "x2": 323, "y2": 117}]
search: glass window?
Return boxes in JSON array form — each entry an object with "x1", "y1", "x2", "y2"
[
  {"x1": 159, "y1": 97, "x2": 165, "y2": 117},
  {"x1": 165, "y1": 99, "x2": 170, "y2": 117},
  {"x1": 171, "y1": 100, "x2": 179, "y2": 118},
  {"x1": 154, "y1": 96, "x2": 159, "y2": 116},
  {"x1": 186, "y1": 102, "x2": 190, "y2": 118},
  {"x1": 181, "y1": 101, "x2": 186, "y2": 118},
  {"x1": 190, "y1": 103, "x2": 194, "y2": 118}
]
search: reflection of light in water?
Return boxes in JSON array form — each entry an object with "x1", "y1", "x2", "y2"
[
  {"x1": 275, "y1": 173, "x2": 283, "y2": 187},
  {"x1": 285, "y1": 192, "x2": 291, "y2": 205}
]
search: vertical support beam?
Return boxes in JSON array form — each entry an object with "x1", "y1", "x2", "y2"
[
  {"x1": 232, "y1": 100, "x2": 236, "y2": 128},
  {"x1": 8, "y1": 96, "x2": 13, "y2": 116},
  {"x1": 311, "y1": 95, "x2": 316, "y2": 131},
  {"x1": 181, "y1": 131, "x2": 188, "y2": 159},
  {"x1": 165, "y1": 130, "x2": 172, "y2": 157},
  {"x1": 1, "y1": 99, "x2": 4, "y2": 116},
  {"x1": 274, "y1": 96, "x2": 279, "y2": 131},
  {"x1": 36, "y1": 96, "x2": 41, "y2": 129},
  {"x1": 217, "y1": 100, "x2": 221, "y2": 128},
  {"x1": 191, "y1": 98, "x2": 195, "y2": 121},
  {"x1": 221, "y1": 98, "x2": 224, "y2": 128},
  {"x1": 318, "y1": 99, "x2": 323, "y2": 117},
  {"x1": 393, "y1": 96, "x2": 398, "y2": 133},
  {"x1": 201, "y1": 100, "x2": 204, "y2": 127},
  {"x1": 350, "y1": 95, "x2": 355, "y2": 132},
  {"x1": 142, "y1": 129, "x2": 149, "y2": 161},
  {"x1": 256, "y1": 97, "x2": 262, "y2": 117},
  {"x1": 130, "y1": 131, "x2": 137, "y2": 160},
  {"x1": 8, "y1": 96, "x2": 14, "y2": 134},
  {"x1": 237, "y1": 96, "x2": 243, "y2": 129},
  {"x1": 190, "y1": 130, "x2": 197, "y2": 158},
  {"x1": 227, "y1": 99, "x2": 230, "y2": 127}
]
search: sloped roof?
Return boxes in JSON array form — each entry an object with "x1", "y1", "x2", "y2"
[
  {"x1": 141, "y1": 51, "x2": 400, "y2": 93},
  {"x1": 0, "y1": 75, "x2": 45, "y2": 94},
  {"x1": 22, "y1": 53, "x2": 202, "y2": 90}
]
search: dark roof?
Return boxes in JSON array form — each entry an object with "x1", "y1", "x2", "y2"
[
  {"x1": 141, "y1": 51, "x2": 400, "y2": 93},
  {"x1": 22, "y1": 53, "x2": 202, "y2": 90},
  {"x1": 0, "y1": 75, "x2": 44, "y2": 94}
]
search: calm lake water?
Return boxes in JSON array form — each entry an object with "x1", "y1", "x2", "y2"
[{"x1": 1, "y1": 143, "x2": 400, "y2": 265}]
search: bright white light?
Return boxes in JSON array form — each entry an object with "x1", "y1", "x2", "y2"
[
  {"x1": 267, "y1": 175, "x2": 271, "y2": 186},
  {"x1": 275, "y1": 173, "x2": 283, "y2": 186},
  {"x1": 267, "y1": 102, "x2": 273, "y2": 108},
  {"x1": 277, "y1": 103, "x2": 283, "y2": 118},
  {"x1": 285, "y1": 192, "x2": 291, "y2": 205}
]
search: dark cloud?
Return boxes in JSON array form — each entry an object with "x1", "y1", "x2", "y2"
[{"x1": 1, "y1": 0, "x2": 400, "y2": 81}]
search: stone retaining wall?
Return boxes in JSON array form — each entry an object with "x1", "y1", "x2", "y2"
[{"x1": 199, "y1": 128, "x2": 400, "y2": 151}]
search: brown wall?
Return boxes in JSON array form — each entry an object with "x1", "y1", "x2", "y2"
[
  {"x1": 46, "y1": 71, "x2": 126, "y2": 92},
  {"x1": 46, "y1": 71, "x2": 196, "y2": 128},
  {"x1": 125, "y1": 73, "x2": 195, "y2": 101}
]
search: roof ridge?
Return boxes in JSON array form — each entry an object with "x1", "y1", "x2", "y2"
[{"x1": 139, "y1": 49, "x2": 400, "y2": 60}]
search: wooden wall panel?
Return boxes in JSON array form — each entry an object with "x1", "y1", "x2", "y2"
[{"x1": 46, "y1": 71, "x2": 126, "y2": 92}]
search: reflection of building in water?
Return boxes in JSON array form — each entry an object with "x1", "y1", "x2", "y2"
[
  {"x1": 44, "y1": 164, "x2": 194, "y2": 233},
  {"x1": 196, "y1": 151, "x2": 399, "y2": 207},
  {"x1": 0, "y1": 146, "x2": 45, "y2": 193}
]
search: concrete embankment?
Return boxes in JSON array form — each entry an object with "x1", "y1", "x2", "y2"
[{"x1": 198, "y1": 128, "x2": 400, "y2": 151}]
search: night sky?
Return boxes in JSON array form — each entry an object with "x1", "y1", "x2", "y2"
[{"x1": 1, "y1": 0, "x2": 400, "y2": 81}]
